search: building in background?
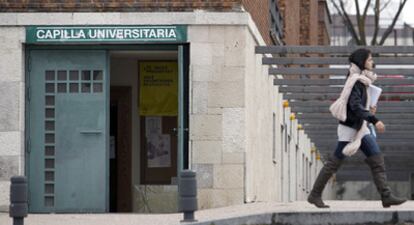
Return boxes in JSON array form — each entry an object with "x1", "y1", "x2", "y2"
[
  {"x1": 279, "y1": 0, "x2": 331, "y2": 46},
  {"x1": 0, "y1": 0, "x2": 333, "y2": 214},
  {"x1": 331, "y1": 14, "x2": 414, "y2": 46}
]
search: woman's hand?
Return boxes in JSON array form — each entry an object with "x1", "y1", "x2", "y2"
[
  {"x1": 375, "y1": 121, "x2": 385, "y2": 133},
  {"x1": 370, "y1": 106, "x2": 377, "y2": 114}
]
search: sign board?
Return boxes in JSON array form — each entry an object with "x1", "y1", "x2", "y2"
[{"x1": 26, "y1": 25, "x2": 187, "y2": 43}]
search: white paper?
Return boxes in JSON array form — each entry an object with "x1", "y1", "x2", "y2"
[
  {"x1": 147, "y1": 134, "x2": 171, "y2": 168},
  {"x1": 368, "y1": 84, "x2": 382, "y2": 107},
  {"x1": 145, "y1": 117, "x2": 162, "y2": 138}
]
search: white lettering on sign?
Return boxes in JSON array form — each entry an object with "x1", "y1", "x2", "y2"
[
  {"x1": 35, "y1": 27, "x2": 179, "y2": 41},
  {"x1": 168, "y1": 29, "x2": 177, "y2": 38},
  {"x1": 36, "y1": 30, "x2": 45, "y2": 39}
]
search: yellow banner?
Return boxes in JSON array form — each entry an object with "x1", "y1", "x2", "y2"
[{"x1": 139, "y1": 62, "x2": 178, "y2": 116}]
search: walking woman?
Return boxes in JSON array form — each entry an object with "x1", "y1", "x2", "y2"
[{"x1": 307, "y1": 48, "x2": 407, "y2": 208}]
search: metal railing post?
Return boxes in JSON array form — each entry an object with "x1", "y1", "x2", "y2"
[
  {"x1": 9, "y1": 176, "x2": 28, "y2": 225},
  {"x1": 178, "y1": 170, "x2": 197, "y2": 223}
]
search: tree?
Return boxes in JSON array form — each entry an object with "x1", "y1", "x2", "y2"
[{"x1": 330, "y1": 0, "x2": 408, "y2": 45}]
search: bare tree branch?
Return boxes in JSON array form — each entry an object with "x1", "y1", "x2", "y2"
[
  {"x1": 371, "y1": 0, "x2": 380, "y2": 45},
  {"x1": 379, "y1": 0, "x2": 408, "y2": 45},
  {"x1": 332, "y1": 0, "x2": 361, "y2": 45},
  {"x1": 355, "y1": 0, "x2": 361, "y2": 19},
  {"x1": 362, "y1": 0, "x2": 372, "y2": 17},
  {"x1": 359, "y1": 0, "x2": 372, "y2": 45},
  {"x1": 380, "y1": 0, "x2": 392, "y2": 12}
]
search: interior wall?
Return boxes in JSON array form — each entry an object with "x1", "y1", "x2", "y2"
[{"x1": 110, "y1": 56, "x2": 140, "y2": 211}]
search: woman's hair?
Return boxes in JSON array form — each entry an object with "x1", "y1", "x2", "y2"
[{"x1": 349, "y1": 48, "x2": 372, "y2": 71}]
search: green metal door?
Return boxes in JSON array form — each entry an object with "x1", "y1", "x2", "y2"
[{"x1": 27, "y1": 50, "x2": 109, "y2": 213}]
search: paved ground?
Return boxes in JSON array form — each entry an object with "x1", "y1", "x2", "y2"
[{"x1": 1, "y1": 201, "x2": 414, "y2": 225}]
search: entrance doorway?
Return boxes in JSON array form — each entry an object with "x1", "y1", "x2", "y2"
[
  {"x1": 109, "y1": 87, "x2": 132, "y2": 212},
  {"x1": 110, "y1": 51, "x2": 180, "y2": 188}
]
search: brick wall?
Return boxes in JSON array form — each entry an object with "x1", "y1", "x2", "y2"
[
  {"x1": 318, "y1": 0, "x2": 331, "y2": 45},
  {"x1": 0, "y1": 0, "x2": 242, "y2": 12},
  {"x1": 299, "y1": 0, "x2": 310, "y2": 45},
  {"x1": 279, "y1": 0, "x2": 330, "y2": 46},
  {"x1": 317, "y1": 0, "x2": 331, "y2": 78},
  {"x1": 300, "y1": 0, "x2": 318, "y2": 45},
  {"x1": 279, "y1": 0, "x2": 300, "y2": 45},
  {"x1": 242, "y1": 0, "x2": 272, "y2": 45}
]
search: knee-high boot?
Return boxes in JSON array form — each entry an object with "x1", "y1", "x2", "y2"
[
  {"x1": 365, "y1": 154, "x2": 407, "y2": 208},
  {"x1": 308, "y1": 155, "x2": 343, "y2": 208}
]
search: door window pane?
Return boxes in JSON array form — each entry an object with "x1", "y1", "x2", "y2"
[
  {"x1": 93, "y1": 83, "x2": 103, "y2": 93},
  {"x1": 82, "y1": 83, "x2": 91, "y2": 93},
  {"x1": 45, "y1": 71, "x2": 55, "y2": 81},
  {"x1": 45, "y1": 96, "x2": 55, "y2": 106},
  {"x1": 45, "y1": 146, "x2": 55, "y2": 156},
  {"x1": 69, "y1": 70, "x2": 79, "y2": 81},
  {"x1": 93, "y1": 70, "x2": 103, "y2": 81},
  {"x1": 45, "y1": 84, "x2": 55, "y2": 93},
  {"x1": 45, "y1": 171, "x2": 54, "y2": 182},
  {"x1": 45, "y1": 184, "x2": 54, "y2": 194},
  {"x1": 45, "y1": 121, "x2": 55, "y2": 131},
  {"x1": 57, "y1": 83, "x2": 67, "y2": 93},
  {"x1": 45, "y1": 159, "x2": 55, "y2": 169},
  {"x1": 57, "y1": 71, "x2": 67, "y2": 81},
  {"x1": 82, "y1": 71, "x2": 91, "y2": 80},
  {"x1": 70, "y1": 83, "x2": 79, "y2": 93},
  {"x1": 45, "y1": 109, "x2": 55, "y2": 118},
  {"x1": 45, "y1": 134, "x2": 55, "y2": 144}
]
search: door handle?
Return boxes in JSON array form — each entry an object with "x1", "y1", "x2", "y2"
[
  {"x1": 172, "y1": 128, "x2": 189, "y2": 133},
  {"x1": 80, "y1": 130, "x2": 103, "y2": 135}
]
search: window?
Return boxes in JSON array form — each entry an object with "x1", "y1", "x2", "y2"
[{"x1": 269, "y1": 0, "x2": 284, "y2": 44}]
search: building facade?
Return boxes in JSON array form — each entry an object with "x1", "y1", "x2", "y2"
[{"x1": 0, "y1": 0, "x2": 334, "y2": 213}]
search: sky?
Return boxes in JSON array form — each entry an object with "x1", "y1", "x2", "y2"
[{"x1": 401, "y1": 0, "x2": 414, "y2": 25}]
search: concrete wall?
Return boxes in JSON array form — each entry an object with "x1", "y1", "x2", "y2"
[
  {"x1": 187, "y1": 14, "x2": 333, "y2": 208},
  {"x1": 187, "y1": 19, "x2": 328, "y2": 208},
  {"x1": 188, "y1": 24, "x2": 246, "y2": 209},
  {"x1": 243, "y1": 16, "x2": 334, "y2": 204},
  {"x1": 0, "y1": 26, "x2": 25, "y2": 211}
]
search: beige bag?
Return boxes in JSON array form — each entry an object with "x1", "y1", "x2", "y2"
[{"x1": 329, "y1": 97, "x2": 347, "y2": 122}]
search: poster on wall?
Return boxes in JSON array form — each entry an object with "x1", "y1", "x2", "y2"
[
  {"x1": 145, "y1": 117, "x2": 171, "y2": 168},
  {"x1": 139, "y1": 62, "x2": 178, "y2": 116}
]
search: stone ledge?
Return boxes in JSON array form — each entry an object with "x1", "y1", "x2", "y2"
[{"x1": 193, "y1": 210, "x2": 414, "y2": 225}]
